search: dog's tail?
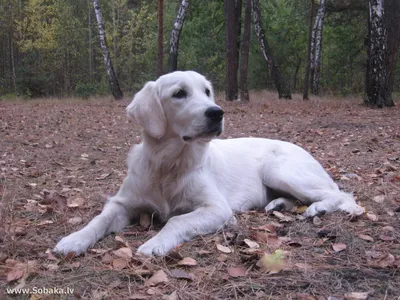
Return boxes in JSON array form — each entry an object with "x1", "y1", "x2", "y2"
[{"x1": 335, "y1": 191, "x2": 364, "y2": 216}]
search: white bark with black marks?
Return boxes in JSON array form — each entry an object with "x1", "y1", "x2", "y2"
[
  {"x1": 168, "y1": 0, "x2": 189, "y2": 72},
  {"x1": 93, "y1": 0, "x2": 123, "y2": 100},
  {"x1": 365, "y1": 0, "x2": 391, "y2": 107},
  {"x1": 251, "y1": 0, "x2": 291, "y2": 99},
  {"x1": 312, "y1": 0, "x2": 325, "y2": 95}
]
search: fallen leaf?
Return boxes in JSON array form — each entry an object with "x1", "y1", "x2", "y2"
[
  {"x1": 272, "y1": 211, "x2": 293, "y2": 222},
  {"x1": 366, "y1": 212, "x2": 378, "y2": 221},
  {"x1": 243, "y1": 239, "x2": 260, "y2": 249},
  {"x1": 313, "y1": 216, "x2": 322, "y2": 226},
  {"x1": 7, "y1": 269, "x2": 24, "y2": 282},
  {"x1": 216, "y1": 244, "x2": 232, "y2": 253},
  {"x1": 112, "y1": 258, "x2": 128, "y2": 270},
  {"x1": 146, "y1": 270, "x2": 169, "y2": 286},
  {"x1": 256, "y1": 250, "x2": 285, "y2": 274},
  {"x1": 197, "y1": 250, "x2": 212, "y2": 256},
  {"x1": 113, "y1": 247, "x2": 133, "y2": 260},
  {"x1": 101, "y1": 253, "x2": 114, "y2": 264},
  {"x1": 67, "y1": 197, "x2": 85, "y2": 208},
  {"x1": 169, "y1": 268, "x2": 193, "y2": 280},
  {"x1": 332, "y1": 243, "x2": 347, "y2": 252},
  {"x1": 250, "y1": 224, "x2": 277, "y2": 233},
  {"x1": 344, "y1": 292, "x2": 369, "y2": 300},
  {"x1": 129, "y1": 294, "x2": 148, "y2": 299},
  {"x1": 177, "y1": 257, "x2": 198, "y2": 266},
  {"x1": 96, "y1": 172, "x2": 113, "y2": 180},
  {"x1": 227, "y1": 266, "x2": 247, "y2": 277},
  {"x1": 358, "y1": 234, "x2": 374, "y2": 242},
  {"x1": 372, "y1": 195, "x2": 385, "y2": 203},
  {"x1": 295, "y1": 206, "x2": 308, "y2": 214},
  {"x1": 139, "y1": 213, "x2": 151, "y2": 228},
  {"x1": 37, "y1": 220, "x2": 54, "y2": 226},
  {"x1": 68, "y1": 216, "x2": 83, "y2": 225},
  {"x1": 295, "y1": 293, "x2": 317, "y2": 300},
  {"x1": 379, "y1": 234, "x2": 394, "y2": 241}
]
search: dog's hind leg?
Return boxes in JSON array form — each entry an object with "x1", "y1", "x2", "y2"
[
  {"x1": 265, "y1": 197, "x2": 297, "y2": 212},
  {"x1": 262, "y1": 156, "x2": 363, "y2": 217}
]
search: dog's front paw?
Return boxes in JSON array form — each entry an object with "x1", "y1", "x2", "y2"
[
  {"x1": 137, "y1": 237, "x2": 171, "y2": 256},
  {"x1": 53, "y1": 231, "x2": 92, "y2": 255}
]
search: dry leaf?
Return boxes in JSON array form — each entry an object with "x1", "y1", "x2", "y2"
[
  {"x1": 101, "y1": 253, "x2": 114, "y2": 264},
  {"x1": 272, "y1": 211, "x2": 293, "y2": 222},
  {"x1": 366, "y1": 213, "x2": 378, "y2": 221},
  {"x1": 216, "y1": 244, "x2": 232, "y2": 253},
  {"x1": 112, "y1": 258, "x2": 128, "y2": 270},
  {"x1": 344, "y1": 292, "x2": 369, "y2": 300},
  {"x1": 68, "y1": 216, "x2": 83, "y2": 225},
  {"x1": 244, "y1": 239, "x2": 260, "y2": 249},
  {"x1": 162, "y1": 291, "x2": 178, "y2": 300},
  {"x1": 295, "y1": 293, "x2": 317, "y2": 300},
  {"x1": 146, "y1": 270, "x2": 169, "y2": 286},
  {"x1": 227, "y1": 267, "x2": 247, "y2": 277},
  {"x1": 379, "y1": 234, "x2": 394, "y2": 241},
  {"x1": 37, "y1": 220, "x2": 54, "y2": 226},
  {"x1": 169, "y1": 268, "x2": 193, "y2": 280},
  {"x1": 7, "y1": 269, "x2": 24, "y2": 282},
  {"x1": 295, "y1": 206, "x2": 308, "y2": 214},
  {"x1": 377, "y1": 253, "x2": 395, "y2": 268},
  {"x1": 256, "y1": 250, "x2": 285, "y2": 274},
  {"x1": 250, "y1": 224, "x2": 277, "y2": 233},
  {"x1": 113, "y1": 247, "x2": 133, "y2": 260},
  {"x1": 96, "y1": 172, "x2": 113, "y2": 180},
  {"x1": 372, "y1": 195, "x2": 385, "y2": 203},
  {"x1": 129, "y1": 294, "x2": 148, "y2": 299},
  {"x1": 313, "y1": 216, "x2": 322, "y2": 226},
  {"x1": 332, "y1": 243, "x2": 347, "y2": 252},
  {"x1": 67, "y1": 197, "x2": 85, "y2": 208},
  {"x1": 177, "y1": 257, "x2": 198, "y2": 266},
  {"x1": 358, "y1": 234, "x2": 374, "y2": 242}
]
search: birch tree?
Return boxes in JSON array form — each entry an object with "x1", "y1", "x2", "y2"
[
  {"x1": 168, "y1": 0, "x2": 189, "y2": 72},
  {"x1": 93, "y1": 0, "x2": 123, "y2": 100},
  {"x1": 303, "y1": 0, "x2": 315, "y2": 100},
  {"x1": 311, "y1": 0, "x2": 325, "y2": 95},
  {"x1": 239, "y1": 0, "x2": 251, "y2": 102},
  {"x1": 251, "y1": 0, "x2": 291, "y2": 99},
  {"x1": 365, "y1": 0, "x2": 392, "y2": 107}
]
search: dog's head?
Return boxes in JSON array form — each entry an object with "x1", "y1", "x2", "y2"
[{"x1": 127, "y1": 71, "x2": 224, "y2": 142}]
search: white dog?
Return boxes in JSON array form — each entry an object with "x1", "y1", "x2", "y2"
[{"x1": 53, "y1": 71, "x2": 363, "y2": 256}]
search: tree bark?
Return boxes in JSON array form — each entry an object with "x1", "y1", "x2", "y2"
[
  {"x1": 168, "y1": 0, "x2": 189, "y2": 72},
  {"x1": 303, "y1": 0, "x2": 315, "y2": 100},
  {"x1": 157, "y1": 0, "x2": 164, "y2": 77},
  {"x1": 93, "y1": 0, "x2": 123, "y2": 100},
  {"x1": 384, "y1": 0, "x2": 400, "y2": 97},
  {"x1": 311, "y1": 0, "x2": 325, "y2": 95},
  {"x1": 365, "y1": 0, "x2": 392, "y2": 107},
  {"x1": 224, "y1": 0, "x2": 242, "y2": 101},
  {"x1": 239, "y1": 0, "x2": 251, "y2": 102},
  {"x1": 251, "y1": 0, "x2": 291, "y2": 99}
]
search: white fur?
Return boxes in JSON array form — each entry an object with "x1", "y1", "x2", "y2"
[{"x1": 53, "y1": 71, "x2": 363, "y2": 256}]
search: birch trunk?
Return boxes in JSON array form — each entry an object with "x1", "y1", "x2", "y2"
[
  {"x1": 312, "y1": 0, "x2": 325, "y2": 95},
  {"x1": 309, "y1": 9, "x2": 319, "y2": 89},
  {"x1": 239, "y1": 0, "x2": 251, "y2": 101},
  {"x1": 251, "y1": 0, "x2": 291, "y2": 99},
  {"x1": 303, "y1": 0, "x2": 314, "y2": 100},
  {"x1": 365, "y1": 0, "x2": 391, "y2": 107},
  {"x1": 157, "y1": 0, "x2": 164, "y2": 77},
  {"x1": 168, "y1": 0, "x2": 189, "y2": 72},
  {"x1": 93, "y1": 0, "x2": 123, "y2": 100}
]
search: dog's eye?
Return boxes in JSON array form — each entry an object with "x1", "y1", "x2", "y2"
[
  {"x1": 205, "y1": 88, "x2": 210, "y2": 97},
  {"x1": 173, "y1": 89, "x2": 187, "y2": 99}
]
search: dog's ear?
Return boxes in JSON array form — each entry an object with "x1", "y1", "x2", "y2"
[{"x1": 127, "y1": 81, "x2": 166, "y2": 139}]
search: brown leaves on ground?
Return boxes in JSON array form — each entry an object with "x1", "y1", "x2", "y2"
[{"x1": 1, "y1": 96, "x2": 400, "y2": 299}]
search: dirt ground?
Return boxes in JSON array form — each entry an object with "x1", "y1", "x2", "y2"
[{"x1": 0, "y1": 92, "x2": 399, "y2": 300}]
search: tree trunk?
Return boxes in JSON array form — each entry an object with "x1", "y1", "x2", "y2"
[
  {"x1": 251, "y1": 0, "x2": 291, "y2": 99},
  {"x1": 93, "y1": 0, "x2": 123, "y2": 100},
  {"x1": 303, "y1": 0, "x2": 315, "y2": 100},
  {"x1": 224, "y1": 0, "x2": 242, "y2": 101},
  {"x1": 157, "y1": 0, "x2": 164, "y2": 77},
  {"x1": 88, "y1": 0, "x2": 93, "y2": 82},
  {"x1": 239, "y1": 0, "x2": 251, "y2": 102},
  {"x1": 312, "y1": 0, "x2": 325, "y2": 95},
  {"x1": 168, "y1": 0, "x2": 189, "y2": 72},
  {"x1": 112, "y1": 0, "x2": 118, "y2": 76},
  {"x1": 310, "y1": 4, "x2": 319, "y2": 92},
  {"x1": 384, "y1": 0, "x2": 400, "y2": 97},
  {"x1": 365, "y1": 0, "x2": 392, "y2": 107}
]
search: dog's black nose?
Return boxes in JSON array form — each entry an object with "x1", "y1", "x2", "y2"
[{"x1": 205, "y1": 107, "x2": 224, "y2": 122}]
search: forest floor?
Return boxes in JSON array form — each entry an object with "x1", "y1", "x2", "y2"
[{"x1": 0, "y1": 93, "x2": 400, "y2": 300}]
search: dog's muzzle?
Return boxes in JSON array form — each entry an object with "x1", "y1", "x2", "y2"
[{"x1": 204, "y1": 106, "x2": 224, "y2": 136}]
